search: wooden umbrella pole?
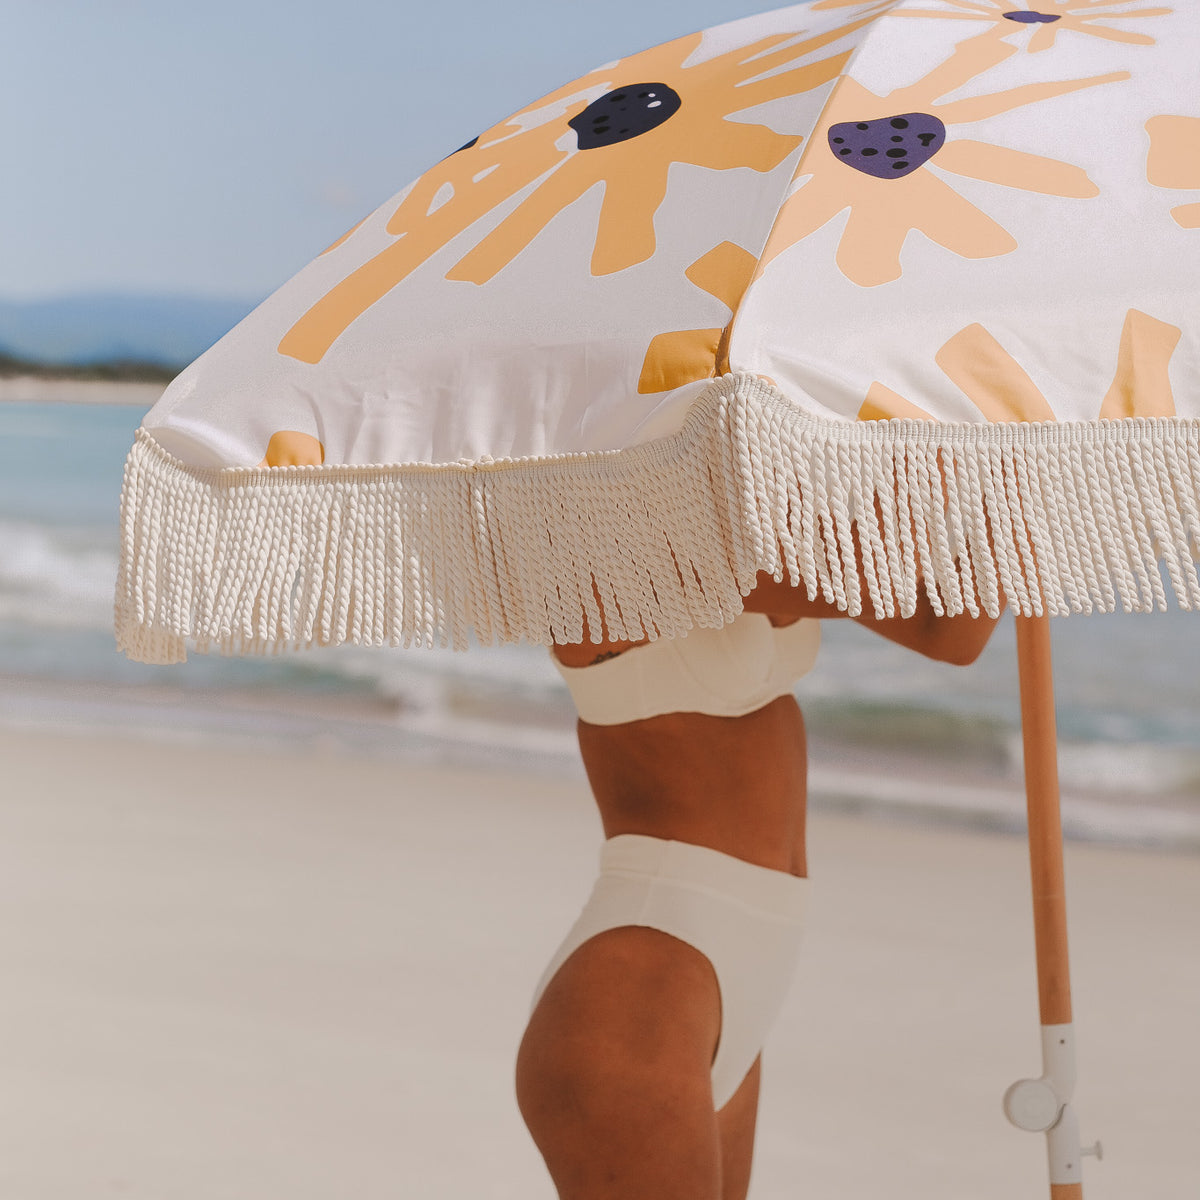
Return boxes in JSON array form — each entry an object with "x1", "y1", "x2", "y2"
[
  {"x1": 1010, "y1": 613, "x2": 1097, "y2": 1199},
  {"x1": 1015, "y1": 614, "x2": 1073, "y2": 1031}
]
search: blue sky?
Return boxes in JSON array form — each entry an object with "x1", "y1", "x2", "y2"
[{"x1": 2, "y1": 0, "x2": 783, "y2": 302}]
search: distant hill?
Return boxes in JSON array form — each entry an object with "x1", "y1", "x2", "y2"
[
  {"x1": 0, "y1": 293, "x2": 260, "y2": 372},
  {"x1": 0, "y1": 350, "x2": 177, "y2": 384}
]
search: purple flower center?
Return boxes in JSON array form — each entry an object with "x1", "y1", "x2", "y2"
[{"x1": 828, "y1": 113, "x2": 947, "y2": 180}]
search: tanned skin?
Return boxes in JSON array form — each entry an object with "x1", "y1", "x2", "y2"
[{"x1": 517, "y1": 573, "x2": 1000, "y2": 1200}]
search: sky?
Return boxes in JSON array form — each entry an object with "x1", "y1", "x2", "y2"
[{"x1": 2, "y1": 0, "x2": 786, "y2": 303}]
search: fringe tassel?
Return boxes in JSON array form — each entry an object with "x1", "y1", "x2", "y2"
[{"x1": 115, "y1": 375, "x2": 1200, "y2": 664}]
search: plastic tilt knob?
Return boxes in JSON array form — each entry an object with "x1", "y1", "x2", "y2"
[{"x1": 1004, "y1": 1077, "x2": 1061, "y2": 1133}]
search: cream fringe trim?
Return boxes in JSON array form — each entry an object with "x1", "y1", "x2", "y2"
[{"x1": 115, "y1": 374, "x2": 1200, "y2": 664}]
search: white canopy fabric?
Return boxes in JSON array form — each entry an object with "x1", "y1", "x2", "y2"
[{"x1": 117, "y1": 0, "x2": 1200, "y2": 664}]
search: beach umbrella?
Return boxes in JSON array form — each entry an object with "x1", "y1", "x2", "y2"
[{"x1": 115, "y1": 1, "x2": 1199, "y2": 1194}]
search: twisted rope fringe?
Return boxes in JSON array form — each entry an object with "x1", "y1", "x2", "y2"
[{"x1": 115, "y1": 375, "x2": 1200, "y2": 664}]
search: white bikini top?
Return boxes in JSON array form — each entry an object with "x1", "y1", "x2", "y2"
[{"x1": 552, "y1": 612, "x2": 820, "y2": 725}]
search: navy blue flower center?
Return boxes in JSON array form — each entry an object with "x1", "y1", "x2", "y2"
[
  {"x1": 1003, "y1": 10, "x2": 1062, "y2": 22},
  {"x1": 828, "y1": 113, "x2": 947, "y2": 180},
  {"x1": 569, "y1": 84, "x2": 683, "y2": 150}
]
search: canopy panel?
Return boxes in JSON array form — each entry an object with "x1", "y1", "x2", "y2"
[{"x1": 118, "y1": 0, "x2": 1200, "y2": 663}]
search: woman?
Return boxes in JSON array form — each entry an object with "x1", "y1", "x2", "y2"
[{"x1": 516, "y1": 573, "x2": 999, "y2": 1200}]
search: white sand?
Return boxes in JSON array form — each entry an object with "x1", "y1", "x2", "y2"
[{"x1": 0, "y1": 727, "x2": 1195, "y2": 1199}]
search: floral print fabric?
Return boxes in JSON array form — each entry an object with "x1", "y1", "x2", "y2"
[{"x1": 142, "y1": 0, "x2": 1197, "y2": 471}]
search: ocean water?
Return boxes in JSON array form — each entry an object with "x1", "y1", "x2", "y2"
[{"x1": 2, "y1": 399, "x2": 1198, "y2": 839}]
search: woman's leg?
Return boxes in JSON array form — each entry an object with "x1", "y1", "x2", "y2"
[
  {"x1": 516, "y1": 697, "x2": 808, "y2": 1200},
  {"x1": 516, "y1": 562, "x2": 998, "y2": 1198},
  {"x1": 516, "y1": 923, "x2": 725, "y2": 1200}
]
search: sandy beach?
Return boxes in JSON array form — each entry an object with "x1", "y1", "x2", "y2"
[{"x1": 0, "y1": 724, "x2": 1196, "y2": 1199}]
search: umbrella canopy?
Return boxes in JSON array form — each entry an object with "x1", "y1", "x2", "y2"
[{"x1": 115, "y1": 0, "x2": 1200, "y2": 665}]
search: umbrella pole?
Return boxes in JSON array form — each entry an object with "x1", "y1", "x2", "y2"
[{"x1": 1004, "y1": 614, "x2": 1101, "y2": 1198}]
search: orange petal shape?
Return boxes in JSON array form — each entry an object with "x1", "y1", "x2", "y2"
[
  {"x1": 637, "y1": 242, "x2": 759, "y2": 392},
  {"x1": 638, "y1": 328, "x2": 724, "y2": 394},
  {"x1": 1098, "y1": 309, "x2": 1180, "y2": 419},
  {"x1": 933, "y1": 139, "x2": 1099, "y2": 198},
  {"x1": 857, "y1": 382, "x2": 936, "y2": 422},
  {"x1": 685, "y1": 241, "x2": 759, "y2": 309},
  {"x1": 935, "y1": 324, "x2": 1056, "y2": 422},
  {"x1": 259, "y1": 431, "x2": 325, "y2": 468},
  {"x1": 1146, "y1": 115, "x2": 1200, "y2": 190},
  {"x1": 1171, "y1": 201, "x2": 1200, "y2": 229}
]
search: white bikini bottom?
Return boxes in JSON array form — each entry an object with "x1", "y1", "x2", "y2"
[{"x1": 531, "y1": 834, "x2": 808, "y2": 1111}]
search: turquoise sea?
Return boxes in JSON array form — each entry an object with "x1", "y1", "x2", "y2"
[{"x1": 2, "y1": 398, "x2": 1198, "y2": 843}]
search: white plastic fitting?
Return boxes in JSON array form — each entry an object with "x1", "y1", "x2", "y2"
[
  {"x1": 1046, "y1": 1103, "x2": 1104, "y2": 1184},
  {"x1": 1003, "y1": 1024, "x2": 1102, "y2": 1185}
]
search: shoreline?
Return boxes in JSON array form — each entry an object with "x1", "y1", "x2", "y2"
[
  {"x1": 0, "y1": 375, "x2": 163, "y2": 405},
  {"x1": 5, "y1": 671, "x2": 1197, "y2": 853}
]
